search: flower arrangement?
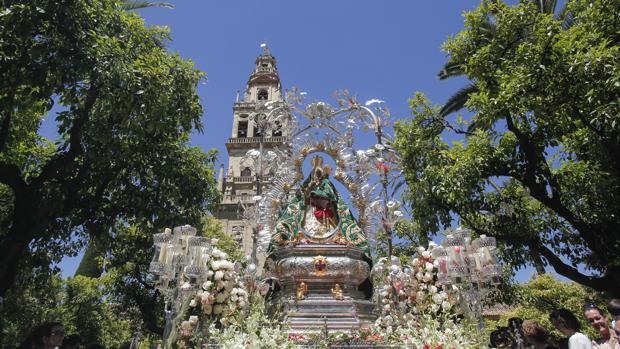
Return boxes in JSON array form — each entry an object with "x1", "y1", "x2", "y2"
[
  {"x1": 368, "y1": 243, "x2": 488, "y2": 348},
  {"x1": 171, "y1": 247, "x2": 249, "y2": 348},
  {"x1": 160, "y1": 235, "x2": 488, "y2": 348}
]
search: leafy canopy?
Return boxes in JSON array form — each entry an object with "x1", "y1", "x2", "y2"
[
  {"x1": 394, "y1": 0, "x2": 620, "y2": 296},
  {"x1": 0, "y1": 0, "x2": 220, "y2": 297}
]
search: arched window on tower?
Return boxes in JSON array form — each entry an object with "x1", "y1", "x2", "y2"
[
  {"x1": 241, "y1": 167, "x2": 252, "y2": 177},
  {"x1": 237, "y1": 121, "x2": 248, "y2": 138},
  {"x1": 257, "y1": 89, "x2": 268, "y2": 101},
  {"x1": 273, "y1": 120, "x2": 282, "y2": 137}
]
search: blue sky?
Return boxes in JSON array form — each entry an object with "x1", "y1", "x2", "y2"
[{"x1": 57, "y1": 1, "x2": 550, "y2": 282}]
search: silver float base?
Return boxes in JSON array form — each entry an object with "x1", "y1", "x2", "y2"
[{"x1": 268, "y1": 244, "x2": 377, "y2": 333}]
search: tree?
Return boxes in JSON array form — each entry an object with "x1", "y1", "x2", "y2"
[
  {"x1": 394, "y1": 0, "x2": 620, "y2": 296},
  {"x1": 437, "y1": 0, "x2": 573, "y2": 119},
  {"x1": 0, "y1": 271, "x2": 137, "y2": 348},
  {"x1": 102, "y1": 215, "x2": 242, "y2": 336},
  {"x1": 0, "y1": 0, "x2": 220, "y2": 297},
  {"x1": 491, "y1": 274, "x2": 605, "y2": 343}
]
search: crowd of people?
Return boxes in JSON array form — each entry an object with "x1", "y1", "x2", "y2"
[
  {"x1": 15, "y1": 322, "x2": 136, "y2": 349},
  {"x1": 491, "y1": 299, "x2": 620, "y2": 349},
  {"x1": 14, "y1": 299, "x2": 620, "y2": 348}
]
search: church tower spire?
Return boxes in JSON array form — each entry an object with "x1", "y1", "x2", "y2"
[{"x1": 215, "y1": 45, "x2": 289, "y2": 258}]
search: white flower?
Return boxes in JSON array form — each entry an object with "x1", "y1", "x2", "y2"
[
  {"x1": 374, "y1": 143, "x2": 386, "y2": 150},
  {"x1": 180, "y1": 281, "x2": 192, "y2": 290},
  {"x1": 181, "y1": 320, "x2": 191, "y2": 329},
  {"x1": 189, "y1": 299, "x2": 197, "y2": 307},
  {"x1": 442, "y1": 300, "x2": 452, "y2": 310},
  {"x1": 189, "y1": 315, "x2": 199, "y2": 324},
  {"x1": 215, "y1": 271, "x2": 224, "y2": 281},
  {"x1": 393, "y1": 210, "x2": 403, "y2": 217},
  {"x1": 429, "y1": 285, "x2": 438, "y2": 294},
  {"x1": 212, "y1": 248, "x2": 224, "y2": 259},
  {"x1": 422, "y1": 250, "x2": 431, "y2": 258},
  {"x1": 215, "y1": 293, "x2": 227, "y2": 303},
  {"x1": 415, "y1": 272, "x2": 424, "y2": 281},
  {"x1": 423, "y1": 272, "x2": 433, "y2": 283},
  {"x1": 425, "y1": 262, "x2": 434, "y2": 271},
  {"x1": 202, "y1": 281, "x2": 213, "y2": 290},
  {"x1": 238, "y1": 300, "x2": 246, "y2": 308},
  {"x1": 432, "y1": 293, "x2": 443, "y2": 304},
  {"x1": 416, "y1": 246, "x2": 425, "y2": 255},
  {"x1": 207, "y1": 270, "x2": 214, "y2": 278}
]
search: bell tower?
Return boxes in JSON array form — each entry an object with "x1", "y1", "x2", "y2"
[{"x1": 215, "y1": 45, "x2": 288, "y2": 257}]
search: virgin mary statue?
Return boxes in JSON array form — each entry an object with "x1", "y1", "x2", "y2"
[{"x1": 267, "y1": 156, "x2": 370, "y2": 258}]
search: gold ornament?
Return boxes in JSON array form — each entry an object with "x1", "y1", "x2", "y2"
[
  {"x1": 297, "y1": 281, "x2": 308, "y2": 300},
  {"x1": 313, "y1": 256, "x2": 328, "y2": 276},
  {"x1": 331, "y1": 283, "x2": 344, "y2": 300}
]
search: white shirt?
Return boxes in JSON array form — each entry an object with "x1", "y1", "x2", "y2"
[{"x1": 569, "y1": 332, "x2": 592, "y2": 349}]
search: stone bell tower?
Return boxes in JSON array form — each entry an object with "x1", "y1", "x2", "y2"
[{"x1": 215, "y1": 45, "x2": 289, "y2": 257}]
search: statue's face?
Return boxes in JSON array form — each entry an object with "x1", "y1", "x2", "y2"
[{"x1": 311, "y1": 194, "x2": 331, "y2": 209}]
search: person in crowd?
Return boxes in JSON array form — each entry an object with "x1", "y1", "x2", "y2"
[
  {"x1": 509, "y1": 317, "x2": 528, "y2": 349},
  {"x1": 550, "y1": 308, "x2": 592, "y2": 349},
  {"x1": 608, "y1": 299, "x2": 620, "y2": 331},
  {"x1": 522, "y1": 320, "x2": 559, "y2": 349},
  {"x1": 491, "y1": 327, "x2": 515, "y2": 348},
  {"x1": 18, "y1": 322, "x2": 65, "y2": 349},
  {"x1": 608, "y1": 300, "x2": 620, "y2": 317},
  {"x1": 60, "y1": 334, "x2": 81, "y2": 349},
  {"x1": 584, "y1": 303, "x2": 619, "y2": 349}
]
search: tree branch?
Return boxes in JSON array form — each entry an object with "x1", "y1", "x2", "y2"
[
  {"x1": 0, "y1": 92, "x2": 15, "y2": 153},
  {"x1": 534, "y1": 241, "x2": 609, "y2": 292},
  {"x1": 0, "y1": 162, "x2": 26, "y2": 194},
  {"x1": 33, "y1": 82, "x2": 99, "y2": 188}
]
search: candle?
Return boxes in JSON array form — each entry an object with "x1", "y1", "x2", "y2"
[
  {"x1": 158, "y1": 244, "x2": 168, "y2": 263},
  {"x1": 474, "y1": 252, "x2": 482, "y2": 271},
  {"x1": 439, "y1": 259, "x2": 448, "y2": 274},
  {"x1": 482, "y1": 247, "x2": 493, "y2": 266}
]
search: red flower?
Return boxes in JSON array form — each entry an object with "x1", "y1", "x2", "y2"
[
  {"x1": 376, "y1": 161, "x2": 390, "y2": 173},
  {"x1": 423, "y1": 344, "x2": 430, "y2": 349}
]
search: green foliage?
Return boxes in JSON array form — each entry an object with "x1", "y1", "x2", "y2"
[
  {"x1": 394, "y1": 0, "x2": 620, "y2": 296},
  {"x1": 0, "y1": 266, "x2": 64, "y2": 348},
  {"x1": 199, "y1": 214, "x2": 244, "y2": 262},
  {"x1": 491, "y1": 274, "x2": 604, "y2": 342},
  {"x1": 0, "y1": 0, "x2": 220, "y2": 299},
  {"x1": 0, "y1": 272, "x2": 136, "y2": 348}
]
